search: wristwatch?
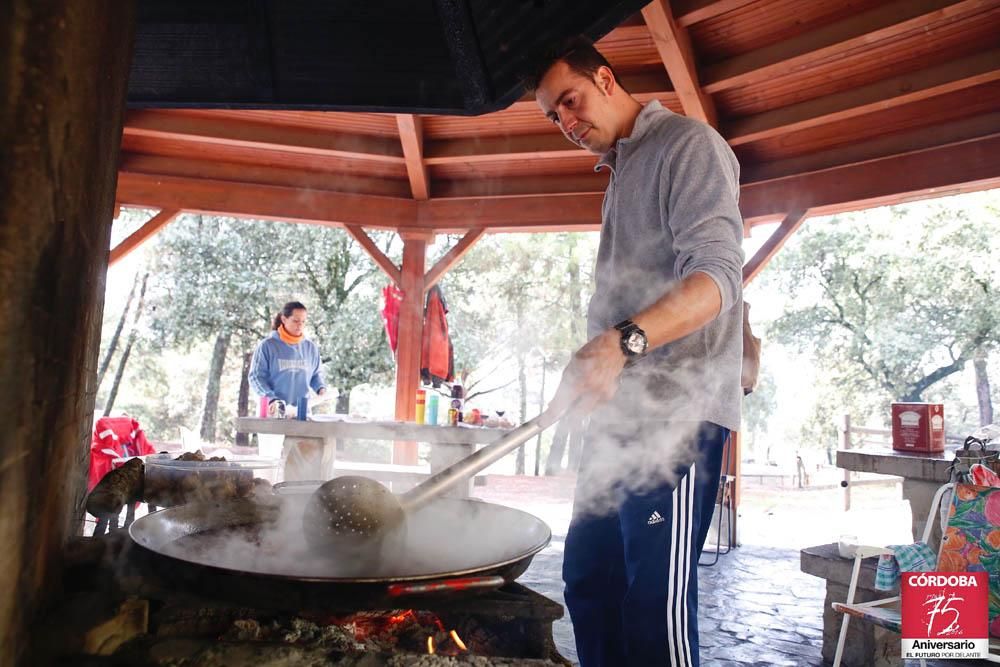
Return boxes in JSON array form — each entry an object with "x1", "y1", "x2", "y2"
[{"x1": 614, "y1": 319, "x2": 648, "y2": 361}]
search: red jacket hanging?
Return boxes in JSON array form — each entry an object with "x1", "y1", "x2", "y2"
[
  {"x1": 421, "y1": 285, "x2": 454, "y2": 387},
  {"x1": 381, "y1": 283, "x2": 403, "y2": 354},
  {"x1": 87, "y1": 416, "x2": 157, "y2": 491}
]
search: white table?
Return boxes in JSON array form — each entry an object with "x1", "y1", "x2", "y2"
[{"x1": 236, "y1": 417, "x2": 513, "y2": 497}]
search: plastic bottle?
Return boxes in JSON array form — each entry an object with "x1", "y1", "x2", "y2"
[
  {"x1": 426, "y1": 392, "x2": 439, "y2": 425},
  {"x1": 450, "y1": 383, "x2": 464, "y2": 424},
  {"x1": 415, "y1": 389, "x2": 426, "y2": 424},
  {"x1": 259, "y1": 395, "x2": 269, "y2": 418}
]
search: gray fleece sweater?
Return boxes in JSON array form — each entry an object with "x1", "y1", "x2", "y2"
[{"x1": 587, "y1": 100, "x2": 744, "y2": 432}]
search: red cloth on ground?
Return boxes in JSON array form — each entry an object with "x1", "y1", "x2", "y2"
[{"x1": 87, "y1": 416, "x2": 156, "y2": 491}]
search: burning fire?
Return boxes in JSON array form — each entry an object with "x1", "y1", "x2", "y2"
[{"x1": 321, "y1": 609, "x2": 469, "y2": 656}]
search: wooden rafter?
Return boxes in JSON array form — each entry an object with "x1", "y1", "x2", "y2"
[
  {"x1": 673, "y1": 0, "x2": 758, "y2": 27},
  {"x1": 423, "y1": 228, "x2": 485, "y2": 292},
  {"x1": 702, "y1": 0, "x2": 987, "y2": 94},
  {"x1": 108, "y1": 208, "x2": 181, "y2": 265},
  {"x1": 742, "y1": 210, "x2": 809, "y2": 285},
  {"x1": 124, "y1": 110, "x2": 405, "y2": 164},
  {"x1": 423, "y1": 134, "x2": 583, "y2": 164},
  {"x1": 726, "y1": 50, "x2": 1000, "y2": 145},
  {"x1": 641, "y1": 0, "x2": 718, "y2": 126},
  {"x1": 116, "y1": 136, "x2": 1000, "y2": 233},
  {"x1": 116, "y1": 171, "x2": 417, "y2": 229},
  {"x1": 742, "y1": 112, "x2": 1000, "y2": 185},
  {"x1": 741, "y1": 133, "x2": 1000, "y2": 220},
  {"x1": 344, "y1": 225, "x2": 401, "y2": 286},
  {"x1": 396, "y1": 114, "x2": 430, "y2": 200}
]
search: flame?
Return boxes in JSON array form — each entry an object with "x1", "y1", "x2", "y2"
[
  {"x1": 450, "y1": 629, "x2": 467, "y2": 651},
  {"x1": 427, "y1": 635, "x2": 435, "y2": 654}
]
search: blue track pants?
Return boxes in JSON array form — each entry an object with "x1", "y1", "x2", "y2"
[{"x1": 563, "y1": 421, "x2": 728, "y2": 667}]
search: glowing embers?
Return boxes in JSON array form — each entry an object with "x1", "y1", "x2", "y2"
[{"x1": 334, "y1": 609, "x2": 470, "y2": 656}]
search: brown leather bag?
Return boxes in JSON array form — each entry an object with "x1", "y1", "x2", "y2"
[{"x1": 741, "y1": 301, "x2": 762, "y2": 395}]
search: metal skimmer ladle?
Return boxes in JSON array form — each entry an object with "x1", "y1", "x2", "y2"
[{"x1": 303, "y1": 407, "x2": 563, "y2": 549}]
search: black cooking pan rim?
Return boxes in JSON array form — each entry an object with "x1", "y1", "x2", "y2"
[{"x1": 128, "y1": 496, "x2": 552, "y2": 584}]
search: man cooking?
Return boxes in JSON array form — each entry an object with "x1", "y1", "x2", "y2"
[{"x1": 526, "y1": 38, "x2": 744, "y2": 666}]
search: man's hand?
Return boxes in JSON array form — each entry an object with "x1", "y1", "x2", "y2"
[{"x1": 548, "y1": 328, "x2": 627, "y2": 418}]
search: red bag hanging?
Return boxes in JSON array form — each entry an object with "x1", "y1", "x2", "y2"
[
  {"x1": 381, "y1": 283, "x2": 404, "y2": 354},
  {"x1": 421, "y1": 285, "x2": 454, "y2": 387}
]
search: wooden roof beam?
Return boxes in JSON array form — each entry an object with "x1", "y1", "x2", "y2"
[
  {"x1": 116, "y1": 170, "x2": 417, "y2": 229},
  {"x1": 124, "y1": 109, "x2": 405, "y2": 164},
  {"x1": 641, "y1": 0, "x2": 718, "y2": 126},
  {"x1": 396, "y1": 114, "x2": 430, "y2": 200},
  {"x1": 673, "y1": 0, "x2": 758, "y2": 27},
  {"x1": 727, "y1": 50, "x2": 1000, "y2": 145},
  {"x1": 424, "y1": 133, "x2": 584, "y2": 164},
  {"x1": 423, "y1": 228, "x2": 485, "y2": 292},
  {"x1": 742, "y1": 209, "x2": 809, "y2": 286},
  {"x1": 740, "y1": 134, "x2": 1000, "y2": 220},
  {"x1": 108, "y1": 208, "x2": 181, "y2": 266},
  {"x1": 344, "y1": 225, "x2": 401, "y2": 286},
  {"x1": 703, "y1": 0, "x2": 988, "y2": 94}
]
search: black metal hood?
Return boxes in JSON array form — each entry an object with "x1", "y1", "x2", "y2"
[{"x1": 128, "y1": 0, "x2": 649, "y2": 116}]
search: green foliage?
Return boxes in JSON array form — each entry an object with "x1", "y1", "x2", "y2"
[{"x1": 760, "y1": 194, "x2": 1000, "y2": 442}]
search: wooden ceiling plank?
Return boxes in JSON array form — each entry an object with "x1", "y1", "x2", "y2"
[
  {"x1": 742, "y1": 112, "x2": 1000, "y2": 184},
  {"x1": 344, "y1": 225, "x2": 402, "y2": 286},
  {"x1": 673, "y1": 0, "x2": 759, "y2": 27},
  {"x1": 727, "y1": 50, "x2": 1000, "y2": 145},
  {"x1": 423, "y1": 228, "x2": 485, "y2": 292},
  {"x1": 396, "y1": 114, "x2": 430, "y2": 200},
  {"x1": 433, "y1": 173, "x2": 608, "y2": 198},
  {"x1": 116, "y1": 171, "x2": 416, "y2": 230},
  {"x1": 742, "y1": 209, "x2": 809, "y2": 285},
  {"x1": 702, "y1": 0, "x2": 990, "y2": 94},
  {"x1": 108, "y1": 208, "x2": 181, "y2": 266},
  {"x1": 124, "y1": 109, "x2": 405, "y2": 164},
  {"x1": 641, "y1": 0, "x2": 718, "y2": 126},
  {"x1": 740, "y1": 134, "x2": 1000, "y2": 219},
  {"x1": 424, "y1": 133, "x2": 584, "y2": 164}
]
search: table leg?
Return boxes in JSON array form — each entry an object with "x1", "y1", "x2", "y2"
[
  {"x1": 902, "y1": 478, "x2": 943, "y2": 550},
  {"x1": 429, "y1": 442, "x2": 475, "y2": 498}
]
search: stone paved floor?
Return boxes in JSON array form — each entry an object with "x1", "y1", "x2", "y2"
[{"x1": 474, "y1": 475, "x2": 990, "y2": 667}]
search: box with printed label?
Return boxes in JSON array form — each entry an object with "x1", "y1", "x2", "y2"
[{"x1": 891, "y1": 403, "x2": 945, "y2": 453}]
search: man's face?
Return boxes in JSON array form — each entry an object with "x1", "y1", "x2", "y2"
[
  {"x1": 535, "y1": 61, "x2": 618, "y2": 155},
  {"x1": 281, "y1": 309, "x2": 307, "y2": 337}
]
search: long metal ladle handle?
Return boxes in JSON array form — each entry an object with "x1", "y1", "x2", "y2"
[{"x1": 398, "y1": 406, "x2": 565, "y2": 513}]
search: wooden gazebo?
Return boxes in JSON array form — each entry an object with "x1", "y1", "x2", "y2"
[{"x1": 2, "y1": 2, "x2": 1000, "y2": 663}]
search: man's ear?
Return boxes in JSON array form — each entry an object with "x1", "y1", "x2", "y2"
[{"x1": 596, "y1": 66, "x2": 615, "y2": 95}]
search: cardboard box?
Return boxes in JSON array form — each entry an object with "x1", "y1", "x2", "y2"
[{"x1": 891, "y1": 403, "x2": 945, "y2": 453}]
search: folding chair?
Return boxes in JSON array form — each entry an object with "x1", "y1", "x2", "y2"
[
  {"x1": 700, "y1": 433, "x2": 736, "y2": 567},
  {"x1": 831, "y1": 483, "x2": 1000, "y2": 666}
]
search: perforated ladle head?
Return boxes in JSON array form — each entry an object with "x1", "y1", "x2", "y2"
[{"x1": 302, "y1": 408, "x2": 562, "y2": 550}]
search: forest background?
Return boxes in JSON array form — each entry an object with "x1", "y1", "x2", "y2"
[{"x1": 97, "y1": 189, "x2": 1000, "y2": 474}]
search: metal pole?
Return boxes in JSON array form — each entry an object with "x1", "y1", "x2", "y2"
[{"x1": 841, "y1": 413, "x2": 852, "y2": 511}]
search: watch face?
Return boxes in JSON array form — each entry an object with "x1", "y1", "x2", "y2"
[{"x1": 625, "y1": 331, "x2": 646, "y2": 354}]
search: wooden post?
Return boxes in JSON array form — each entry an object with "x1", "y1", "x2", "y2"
[
  {"x1": 393, "y1": 232, "x2": 431, "y2": 464},
  {"x1": 0, "y1": 3, "x2": 136, "y2": 665},
  {"x1": 841, "y1": 414, "x2": 852, "y2": 511}
]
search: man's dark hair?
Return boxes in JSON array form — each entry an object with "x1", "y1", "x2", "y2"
[{"x1": 521, "y1": 37, "x2": 625, "y2": 94}]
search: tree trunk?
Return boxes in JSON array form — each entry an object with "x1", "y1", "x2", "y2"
[
  {"x1": 546, "y1": 418, "x2": 569, "y2": 476},
  {"x1": 0, "y1": 4, "x2": 135, "y2": 665},
  {"x1": 235, "y1": 350, "x2": 252, "y2": 447},
  {"x1": 199, "y1": 331, "x2": 231, "y2": 442},
  {"x1": 974, "y1": 349, "x2": 994, "y2": 426},
  {"x1": 515, "y1": 351, "x2": 527, "y2": 475},
  {"x1": 96, "y1": 271, "x2": 138, "y2": 388},
  {"x1": 103, "y1": 273, "x2": 148, "y2": 416}
]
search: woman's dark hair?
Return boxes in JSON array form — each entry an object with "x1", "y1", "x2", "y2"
[
  {"x1": 273, "y1": 301, "x2": 307, "y2": 330},
  {"x1": 521, "y1": 37, "x2": 624, "y2": 94}
]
